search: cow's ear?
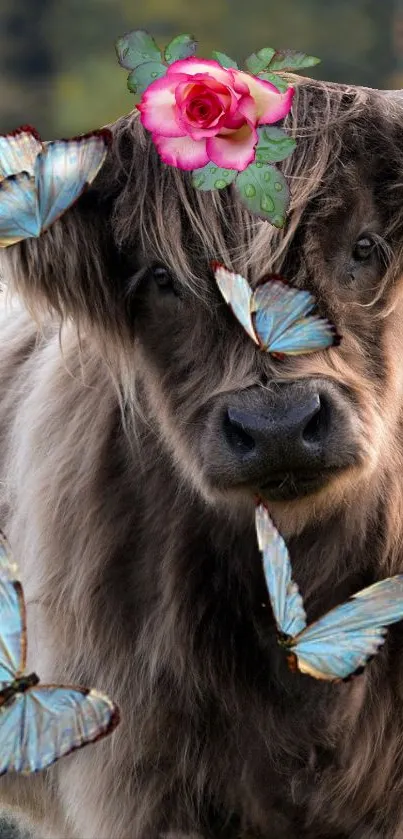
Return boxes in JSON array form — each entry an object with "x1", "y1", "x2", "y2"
[{"x1": 0, "y1": 180, "x2": 124, "y2": 331}]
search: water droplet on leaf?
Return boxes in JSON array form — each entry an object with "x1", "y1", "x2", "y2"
[
  {"x1": 275, "y1": 182, "x2": 283, "y2": 192},
  {"x1": 255, "y1": 161, "x2": 263, "y2": 168},
  {"x1": 264, "y1": 171, "x2": 272, "y2": 182},
  {"x1": 194, "y1": 175, "x2": 205, "y2": 188},
  {"x1": 244, "y1": 184, "x2": 256, "y2": 198},
  {"x1": 151, "y1": 72, "x2": 159, "y2": 78},
  {"x1": 214, "y1": 179, "x2": 227, "y2": 188},
  {"x1": 261, "y1": 195, "x2": 275, "y2": 212},
  {"x1": 165, "y1": 53, "x2": 171, "y2": 61}
]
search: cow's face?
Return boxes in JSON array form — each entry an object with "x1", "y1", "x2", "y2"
[
  {"x1": 8, "y1": 83, "x2": 403, "y2": 534},
  {"x1": 121, "y1": 87, "x2": 403, "y2": 532}
]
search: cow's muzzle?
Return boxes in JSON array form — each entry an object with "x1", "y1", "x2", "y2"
[{"x1": 202, "y1": 379, "x2": 360, "y2": 501}]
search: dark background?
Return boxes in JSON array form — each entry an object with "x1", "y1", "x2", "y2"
[
  {"x1": 1, "y1": 0, "x2": 403, "y2": 138},
  {"x1": 0, "y1": 0, "x2": 403, "y2": 836}
]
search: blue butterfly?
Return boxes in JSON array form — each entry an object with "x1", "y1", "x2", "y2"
[
  {"x1": 0, "y1": 531, "x2": 119, "y2": 773},
  {"x1": 255, "y1": 504, "x2": 403, "y2": 681},
  {"x1": 213, "y1": 263, "x2": 340, "y2": 356},
  {"x1": 0, "y1": 126, "x2": 111, "y2": 248}
]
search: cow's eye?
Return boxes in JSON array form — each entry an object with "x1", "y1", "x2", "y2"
[
  {"x1": 352, "y1": 236, "x2": 375, "y2": 262},
  {"x1": 151, "y1": 265, "x2": 177, "y2": 293}
]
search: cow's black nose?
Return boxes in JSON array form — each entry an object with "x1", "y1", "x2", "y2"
[
  {"x1": 224, "y1": 392, "x2": 326, "y2": 467},
  {"x1": 221, "y1": 384, "x2": 338, "y2": 500},
  {"x1": 203, "y1": 379, "x2": 359, "y2": 501}
]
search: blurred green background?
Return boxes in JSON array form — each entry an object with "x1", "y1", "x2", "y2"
[{"x1": 1, "y1": 0, "x2": 403, "y2": 139}]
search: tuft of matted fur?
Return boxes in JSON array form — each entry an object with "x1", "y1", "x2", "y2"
[{"x1": 1, "y1": 77, "x2": 403, "y2": 838}]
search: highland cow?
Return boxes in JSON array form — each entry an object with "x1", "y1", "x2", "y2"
[{"x1": 0, "y1": 77, "x2": 403, "y2": 839}]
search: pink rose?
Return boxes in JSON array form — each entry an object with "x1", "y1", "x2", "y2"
[{"x1": 138, "y1": 58, "x2": 294, "y2": 172}]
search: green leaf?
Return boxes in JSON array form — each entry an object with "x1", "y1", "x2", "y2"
[
  {"x1": 267, "y1": 51, "x2": 321, "y2": 73},
  {"x1": 245, "y1": 47, "x2": 276, "y2": 75},
  {"x1": 192, "y1": 163, "x2": 237, "y2": 191},
  {"x1": 235, "y1": 163, "x2": 290, "y2": 227},
  {"x1": 127, "y1": 62, "x2": 167, "y2": 95},
  {"x1": 258, "y1": 72, "x2": 290, "y2": 93},
  {"x1": 116, "y1": 29, "x2": 161, "y2": 71},
  {"x1": 164, "y1": 34, "x2": 197, "y2": 63},
  {"x1": 255, "y1": 126, "x2": 296, "y2": 164},
  {"x1": 212, "y1": 50, "x2": 238, "y2": 69}
]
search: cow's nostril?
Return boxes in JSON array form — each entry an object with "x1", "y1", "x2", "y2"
[
  {"x1": 223, "y1": 410, "x2": 256, "y2": 454},
  {"x1": 302, "y1": 396, "x2": 328, "y2": 444}
]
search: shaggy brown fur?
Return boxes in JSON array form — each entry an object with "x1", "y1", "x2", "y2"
[{"x1": 1, "y1": 77, "x2": 403, "y2": 838}]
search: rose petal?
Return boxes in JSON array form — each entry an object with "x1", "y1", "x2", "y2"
[
  {"x1": 207, "y1": 123, "x2": 258, "y2": 171},
  {"x1": 228, "y1": 71, "x2": 250, "y2": 97},
  {"x1": 166, "y1": 58, "x2": 232, "y2": 86},
  {"x1": 200, "y1": 77, "x2": 241, "y2": 117},
  {"x1": 175, "y1": 79, "x2": 241, "y2": 140},
  {"x1": 177, "y1": 105, "x2": 225, "y2": 140},
  {"x1": 175, "y1": 80, "x2": 231, "y2": 115},
  {"x1": 138, "y1": 76, "x2": 184, "y2": 138},
  {"x1": 177, "y1": 121, "x2": 225, "y2": 141},
  {"x1": 153, "y1": 134, "x2": 209, "y2": 170},
  {"x1": 186, "y1": 76, "x2": 232, "y2": 93},
  {"x1": 175, "y1": 99, "x2": 225, "y2": 140},
  {"x1": 227, "y1": 93, "x2": 257, "y2": 127},
  {"x1": 186, "y1": 92, "x2": 224, "y2": 124},
  {"x1": 215, "y1": 112, "x2": 245, "y2": 132},
  {"x1": 237, "y1": 72, "x2": 294, "y2": 123},
  {"x1": 176, "y1": 78, "x2": 237, "y2": 115}
]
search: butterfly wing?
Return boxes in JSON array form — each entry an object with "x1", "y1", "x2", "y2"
[
  {"x1": 0, "y1": 531, "x2": 20, "y2": 581},
  {"x1": 0, "y1": 127, "x2": 42, "y2": 180},
  {"x1": 213, "y1": 263, "x2": 258, "y2": 344},
  {"x1": 255, "y1": 504, "x2": 306, "y2": 637},
  {"x1": 0, "y1": 686, "x2": 119, "y2": 774},
  {"x1": 267, "y1": 316, "x2": 339, "y2": 355},
  {"x1": 252, "y1": 279, "x2": 338, "y2": 354},
  {"x1": 293, "y1": 576, "x2": 403, "y2": 680},
  {"x1": 0, "y1": 173, "x2": 40, "y2": 247},
  {"x1": 36, "y1": 130, "x2": 111, "y2": 232},
  {"x1": 0, "y1": 533, "x2": 26, "y2": 687},
  {"x1": 252, "y1": 279, "x2": 315, "y2": 349}
]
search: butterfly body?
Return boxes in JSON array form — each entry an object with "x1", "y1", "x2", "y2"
[
  {"x1": 255, "y1": 504, "x2": 403, "y2": 681},
  {"x1": 213, "y1": 263, "x2": 340, "y2": 356},
  {"x1": 0, "y1": 532, "x2": 120, "y2": 774},
  {"x1": 0, "y1": 673, "x2": 40, "y2": 707},
  {"x1": 0, "y1": 126, "x2": 111, "y2": 248}
]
